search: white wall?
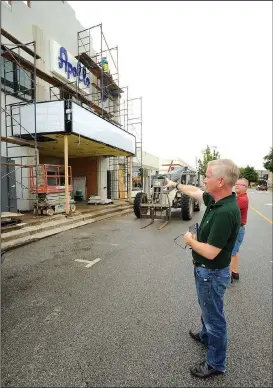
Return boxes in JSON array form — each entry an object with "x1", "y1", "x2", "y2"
[
  {"x1": 2, "y1": 1, "x2": 116, "y2": 110},
  {"x1": 1, "y1": 1, "x2": 96, "y2": 101},
  {"x1": 133, "y1": 149, "x2": 159, "y2": 171},
  {"x1": 2, "y1": 1, "x2": 87, "y2": 58},
  {"x1": 97, "y1": 157, "x2": 108, "y2": 199},
  {"x1": 7, "y1": 146, "x2": 38, "y2": 212}
]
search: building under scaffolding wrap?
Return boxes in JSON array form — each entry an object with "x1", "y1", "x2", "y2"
[
  {"x1": 1, "y1": 0, "x2": 143, "y2": 213},
  {"x1": 1, "y1": 38, "x2": 39, "y2": 212}
]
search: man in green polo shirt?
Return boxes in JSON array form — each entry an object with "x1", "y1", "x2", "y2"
[{"x1": 165, "y1": 159, "x2": 240, "y2": 378}]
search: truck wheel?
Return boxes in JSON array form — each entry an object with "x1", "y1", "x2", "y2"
[
  {"x1": 194, "y1": 200, "x2": 201, "y2": 212},
  {"x1": 46, "y1": 207, "x2": 54, "y2": 216},
  {"x1": 181, "y1": 194, "x2": 194, "y2": 220},
  {"x1": 134, "y1": 192, "x2": 147, "y2": 218}
]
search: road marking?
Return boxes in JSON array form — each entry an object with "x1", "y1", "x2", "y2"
[
  {"x1": 94, "y1": 242, "x2": 118, "y2": 247},
  {"x1": 75, "y1": 258, "x2": 101, "y2": 268},
  {"x1": 249, "y1": 191, "x2": 270, "y2": 194},
  {"x1": 45, "y1": 307, "x2": 61, "y2": 323},
  {"x1": 265, "y1": 204, "x2": 272, "y2": 206},
  {"x1": 250, "y1": 206, "x2": 273, "y2": 224}
]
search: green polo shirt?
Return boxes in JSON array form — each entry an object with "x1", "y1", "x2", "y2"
[{"x1": 192, "y1": 192, "x2": 241, "y2": 269}]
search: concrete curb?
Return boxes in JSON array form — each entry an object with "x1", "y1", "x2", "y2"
[
  {"x1": 2, "y1": 204, "x2": 132, "y2": 243},
  {"x1": 2, "y1": 208, "x2": 133, "y2": 251}
]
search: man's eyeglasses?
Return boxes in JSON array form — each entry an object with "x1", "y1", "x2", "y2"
[
  {"x1": 174, "y1": 233, "x2": 190, "y2": 250},
  {"x1": 235, "y1": 184, "x2": 246, "y2": 187},
  {"x1": 174, "y1": 223, "x2": 199, "y2": 250}
]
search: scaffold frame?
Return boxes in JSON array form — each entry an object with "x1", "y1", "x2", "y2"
[{"x1": 1, "y1": 40, "x2": 39, "y2": 212}]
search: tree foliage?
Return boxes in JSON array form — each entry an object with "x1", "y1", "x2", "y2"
[
  {"x1": 240, "y1": 165, "x2": 258, "y2": 183},
  {"x1": 239, "y1": 167, "x2": 245, "y2": 178},
  {"x1": 263, "y1": 148, "x2": 273, "y2": 173},
  {"x1": 198, "y1": 145, "x2": 220, "y2": 176}
]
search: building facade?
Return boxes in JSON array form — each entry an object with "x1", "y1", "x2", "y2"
[
  {"x1": 131, "y1": 150, "x2": 159, "y2": 196},
  {"x1": 1, "y1": 0, "x2": 137, "y2": 212},
  {"x1": 159, "y1": 157, "x2": 196, "y2": 174},
  {"x1": 255, "y1": 169, "x2": 273, "y2": 186}
]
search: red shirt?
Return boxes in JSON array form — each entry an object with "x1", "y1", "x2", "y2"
[{"x1": 237, "y1": 192, "x2": 249, "y2": 225}]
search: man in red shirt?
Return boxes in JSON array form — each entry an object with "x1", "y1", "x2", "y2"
[{"x1": 230, "y1": 178, "x2": 249, "y2": 281}]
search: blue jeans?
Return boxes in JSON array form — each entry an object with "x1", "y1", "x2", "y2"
[
  {"x1": 232, "y1": 225, "x2": 245, "y2": 256},
  {"x1": 194, "y1": 265, "x2": 231, "y2": 372}
]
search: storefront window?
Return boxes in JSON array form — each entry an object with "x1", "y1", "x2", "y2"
[
  {"x1": 16, "y1": 67, "x2": 33, "y2": 100},
  {"x1": 1, "y1": 50, "x2": 34, "y2": 101},
  {"x1": 1, "y1": 58, "x2": 15, "y2": 93}
]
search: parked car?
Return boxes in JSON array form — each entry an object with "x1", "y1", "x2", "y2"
[{"x1": 256, "y1": 184, "x2": 268, "y2": 191}]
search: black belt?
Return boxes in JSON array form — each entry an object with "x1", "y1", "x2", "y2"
[{"x1": 193, "y1": 260, "x2": 206, "y2": 268}]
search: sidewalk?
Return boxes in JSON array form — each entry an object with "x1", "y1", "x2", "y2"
[{"x1": 1, "y1": 201, "x2": 133, "y2": 251}]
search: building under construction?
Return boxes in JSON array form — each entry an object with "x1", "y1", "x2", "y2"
[{"x1": 1, "y1": 0, "x2": 143, "y2": 214}]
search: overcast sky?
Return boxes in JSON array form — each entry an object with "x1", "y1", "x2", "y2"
[{"x1": 68, "y1": 1, "x2": 272, "y2": 169}]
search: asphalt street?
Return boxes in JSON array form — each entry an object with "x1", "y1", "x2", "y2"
[{"x1": 1, "y1": 190, "x2": 272, "y2": 387}]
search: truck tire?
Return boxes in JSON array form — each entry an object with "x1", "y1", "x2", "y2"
[
  {"x1": 181, "y1": 194, "x2": 194, "y2": 220},
  {"x1": 134, "y1": 192, "x2": 147, "y2": 218}
]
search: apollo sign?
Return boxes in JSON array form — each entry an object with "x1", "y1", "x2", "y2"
[{"x1": 50, "y1": 41, "x2": 92, "y2": 93}]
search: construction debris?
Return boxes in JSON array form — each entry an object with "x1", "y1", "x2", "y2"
[{"x1": 88, "y1": 196, "x2": 113, "y2": 205}]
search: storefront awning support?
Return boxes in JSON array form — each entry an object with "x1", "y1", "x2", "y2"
[{"x1": 64, "y1": 135, "x2": 70, "y2": 216}]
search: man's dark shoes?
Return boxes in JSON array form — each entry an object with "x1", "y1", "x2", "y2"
[
  {"x1": 189, "y1": 330, "x2": 207, "y2": 346},
  {"x1": 190, "y1": 361, "x2": 224, "y2": 378},
  {"x1": 189, "y1": 329, "x2": 202, "y2": 343},
  {"x1": 232, "y1": 272, "x2": 239, "y2": 280}
]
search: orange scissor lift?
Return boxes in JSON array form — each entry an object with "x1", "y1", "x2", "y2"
[{"x1": 29, "y1": 164, "x2": 76, "y2": 216}]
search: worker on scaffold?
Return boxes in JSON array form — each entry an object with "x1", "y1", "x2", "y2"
[{"x1": 100, "y1": 57, "x2": 109, "y2": 74}]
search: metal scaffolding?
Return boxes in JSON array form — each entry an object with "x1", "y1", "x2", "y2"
[
  {"x1": 75, "y1": 24, "x2": 142, "y2": 201},
  {"x1": 1, "y1": 40, "x2": 39, "y2": 212},
  {"x1": 108, "y1": 85, "x2": 129, "y2": 200},
  {"x1": 76, "y1": 23, "x2": 124, "y2": 124},
  {"x1": 49, "y1": 23, "x2": 129, "y2": 130},
  {"x1": 1, "y1": 23, "x2": 143, "y2": 210},
  {"x1": 127, "y1": 97, "x2": 143, "y2": 190}
]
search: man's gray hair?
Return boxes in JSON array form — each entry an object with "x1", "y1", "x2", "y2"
[
  {"x1": 238, "y1": 177, "x2": 249, "y2": 187},
  {"x1": 208, "y1": 159, "x2": 240, "y2": 187}
]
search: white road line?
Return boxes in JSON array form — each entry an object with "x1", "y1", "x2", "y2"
[
  {"x1": 94, "y1": 242, "x2": 118, "y2": 247},
  {"x1": 249, "y1": 191, "x2": 270, "y2": 194},
  {"x1": 75, "y1": 258, "x2": 101, "y2": 268},
  {"x1": 45, "y1": 307, "x2": 61, "y2": 323},
  {"x1": 265, "y1": 204, "x2": 272, "y2": 206}
]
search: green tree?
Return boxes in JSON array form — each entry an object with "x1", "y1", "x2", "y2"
[
  {"x1": 198, "y1": 145, "x2": 220, "y2": 176},
  {"x1": 241, "y1": 165, "x2": 258, "y2": 183},
  {"x1": 239, "y1": 167, "x2": 245, "y2": 178},
  {"x1": 263, "y1": 148, "x2": 273, "y2": 173}
]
